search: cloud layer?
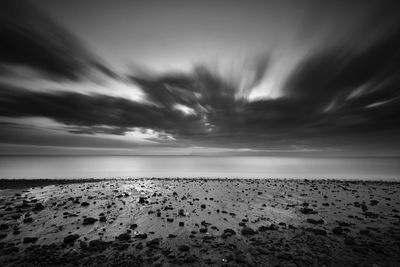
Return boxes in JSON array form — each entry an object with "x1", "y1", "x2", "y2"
[{"x1": 1, "y1": 0, "x2": 400, "y2": 155}]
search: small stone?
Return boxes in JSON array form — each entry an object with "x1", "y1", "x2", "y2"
[
  {"x1": 241, "y1": 227, "x2": 257, "y2": 236},
  {"x1": 23, "y1": 237, "x2": 38, "y2": 244},
  {"x1": 179, "y1": 245, "x2": 190, "y2": 252},
  {"x1": 134, "y1": 233, "x2": 148, "y2": 239},
  {"x1": 116, "y1": 233, "x2": 131, "y2": 241},
  {"x1": 64, "y1": 234, "x2": 80, "y2": 244},
  {"x1": 83, "y1": 217, "x2": 98, "y2": 225}
]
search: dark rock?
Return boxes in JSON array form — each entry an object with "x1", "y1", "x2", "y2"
[
  {"x1": 183, "y1": 255, "x2": 197, "y2": 263},
  {"x1": 146, "y1": 238, "x2": 161, "y2": 248},
  {"x1": 370, "y1": 200, "x2": 379, "y2": 206},
  {"x1": 306, "y1": 218, "x2": 324, "y2": 224},
  {"x1": 83, "y1": 217, "x2": 98, "y2": 225},
  {"x1": 332, "y1": 226, "x2": 343, "y2": 235},
  {"x1": 23, "y1": 237, "x2": 38, "y2": 243},
  {"x1": 138, "y1": 197, "x2": 147, "y2": 204},
  {"x1": 88, "y1": 239, "x2": 110, "y2": 251},
  {"x1": 23, "y1": 217, "x2": 33, "y2": 223},
  {"x1": 179, "y1": 245, "x2": 190, "y2": 252},
  {"x1": 64, "y1": 234, "x2": 80, "y2": 244},
  {"x1": 116, "y1": 233, "x2": 131, "y2": 241},
  {"x1": 134, "y1": 233, "x2": 148, "y2": 239},
  {"x1": 360, "y1": 229, "x2": 370, "y2": 235},
  {"x1": 300, "y1": 208, "x2": 317, "y2": 214},
  {"x1": 277, "y1": 253, "x2": 293, "y2": 260},
  {"x1": 307, "y1": 228, "x2": 327, "y2": 236},
  {"x1": 363, "y1": 211, "x2": 379, "y2": 218},
  {"x1": 34, "y1": 203, "x2": 45, "y2": 210},
  {"x1": 241, "y1": 227, "x2": 257, "y2": 236},
  {"x1": 222, "y1": 228, "x2": 236, "y2": 238},
  {"x1": 258, "y1": 224, "x2": 278, "y2": 231},
  {"x1": 81, "y1": 202, "x2": 90, "y2": 207}
]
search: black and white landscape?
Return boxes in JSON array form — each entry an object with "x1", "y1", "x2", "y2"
[{"x1": 0, "y1": 0, "x2": 400, "y2": 266}]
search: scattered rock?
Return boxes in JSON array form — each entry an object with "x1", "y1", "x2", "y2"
[
  {"x1": 64, "y1": 234, "x2": 80, "y2": 244},
  {"x1": 83, "y1": 217, "x2": 98, "y2": 225},
  {"x1": 23, "y1": 237, "x2": 38, "y2": 244},
  {"x1": 241, "y1": 227, "x2": 257, "y2": 236}
]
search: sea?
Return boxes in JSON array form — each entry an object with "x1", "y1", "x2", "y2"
[{"x1": 0, "y1": 156, "x2": 399, "y2": 180}]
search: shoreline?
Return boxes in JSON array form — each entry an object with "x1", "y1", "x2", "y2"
[
  {"x1": 1, "y1": 177, "x2": 399, "y2": 190},
  {"x1": 1, "y1": 178, "x2": 399, "y2": 266}
]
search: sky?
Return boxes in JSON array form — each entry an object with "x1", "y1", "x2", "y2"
[{"x1": 0, "y1": 0, "x2": 399, "y2": 156}]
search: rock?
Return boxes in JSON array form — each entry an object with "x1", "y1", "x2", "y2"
[
  {"x1": 222, "y1": 228, "x2": 236, "y2": 238},
  {"x1": 258, "y1": 224, "x2": 278, "y2": 231},
  {"x1": 130, "y1": 223, "x2": 138, "y2": 229},
  {"x1": 179, "y1": 245, "x2": 190, "y2": 252},
  {"x1": 277, "y1": 253, "x2": 293, "y2": 260},
  {"x1": 241, "y1": 227, "x2": 257, "y2": 236},
  {"x1": 332, "y1": 226, "x2": 343, "y2": 235},
  {"x1": 363, "y1": 211, "x2": 379, "y2": 218},
  {"x1": 300, "y1": 208, "x2": 318, "y2": 214},
  {"x1": 307, "y1": 228, "x2": 327, "y2": 236},
  {"x1": 138, "y1": 197, "x2": 147, "y2": 204},
  {"x1": 370, "y1": 200, "x2": 379, "y2": 206},
  {"x1": 146, "y1": 238, "x2": 161, "y2": 248},
  {"x1": 116, "y1": 233, "x2": 131, "y2": 241},
  {"x1": 63, "y1": 234, "x2": 80, "y2": 244},
  {"x1": 134, "y1": 233, "x2": 148, "y2": 239},
  {"x1": 360, "y1": 229, "x2": 370, "y2": 235},
  {"x1": 23, "y1": 237, "x2": 38, "y2": 243},
  {"x1": 88, "y1": 239, "x2": 110, "y2": 251},
  {"x1": 183, "y1": 255, "x2": 197, "y2": 263},
  {"x1": 337, "y1": 221, "x2": 352, "y2": 227},
  {"x1": 34, "y1": 203, "x2": 45, "y2": 210},
  {"x1": 306, "y1": 218, "x2": 324, "y2": 224},
  {"x1": 81, "y1": 202, "x2": 90, "y2": 207},
  {"x1": 23, "y1": 217, "x2": 33, "y2": 223},
  {"x1": 113, "y1": 243, "x2": 130, "y2": 250},
  {"x1": 83, "y1": 217, "x2": 98, "y2": 225},
  {"x1": 344, "y1": 237, "x2": 357, "y2": 246}
]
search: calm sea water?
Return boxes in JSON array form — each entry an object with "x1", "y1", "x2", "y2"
[{"x1": 0, "y1": 156, "x2": 399, "y2": 180}]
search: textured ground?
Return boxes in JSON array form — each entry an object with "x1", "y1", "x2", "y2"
[{"x1": 0, "y1": 178, "x2": 400, "y2": 266}]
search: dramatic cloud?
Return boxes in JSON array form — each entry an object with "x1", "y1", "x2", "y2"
[
  {"x1": 0, "y1": 0, "x2": 113, "y2": 80},
  {"x1": 0, "y1": 0, "x2": 399, "y2": 155}
]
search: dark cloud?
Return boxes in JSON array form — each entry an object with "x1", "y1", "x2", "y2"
[
  {"x1": 1, "y1": 39, "x2": 399, "y2": 152},
  {"x1": 1, "y1": 0, "x2": 400, "y2": 154},
  {"x1": 0, "y1": 0, "x2": 113, "y2": 80}
]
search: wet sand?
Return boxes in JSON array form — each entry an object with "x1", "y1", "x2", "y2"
[{"x1": 0, "y1": 178, "x2": 399, "y2": 266}]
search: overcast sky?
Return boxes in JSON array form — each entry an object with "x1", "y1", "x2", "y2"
[{"x1": 0, "y1": 0, "x2": 399, "y2": 156}]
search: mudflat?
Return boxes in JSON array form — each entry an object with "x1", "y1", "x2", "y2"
[{"x1": 0, "y1": 178, "x2": 399, "y2": 266}]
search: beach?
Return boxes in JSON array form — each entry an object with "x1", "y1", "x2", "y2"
[{"x1": 0, "y1": 178, "x2": 399, "y2": 266}]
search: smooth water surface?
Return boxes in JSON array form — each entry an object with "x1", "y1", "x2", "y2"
[{"x1": 0, "y1": 156, "x2": 399, "y2": 180}]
